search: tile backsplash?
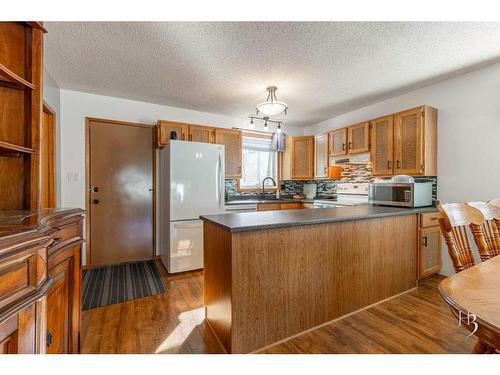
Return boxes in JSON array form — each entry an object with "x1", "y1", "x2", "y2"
[
  {"x1": 225, "y1": 164, "x2": 375, "y2": 198},
  {"x1": 226, "y1": 162, "x2": 438, "y2": 202}
]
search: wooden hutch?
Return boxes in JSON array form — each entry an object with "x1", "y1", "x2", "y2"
[{"x1": 0, "y1": 22, "x2": 84, "y2": 354}]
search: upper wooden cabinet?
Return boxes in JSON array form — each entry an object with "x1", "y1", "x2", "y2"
[
  {"x1": 314, "y1": 133, "x2": 329, "y2": 179},
  {"x1": 370, "y1": 106, "x2": 437, "y2": 177},
  {"x1": 282, "y1": 136, "x2": 314, "y2": 180},
  {"x1": 215, "y1": 129, "x2": 242, "y2": 178},
  {"x1": 347, "y1": 122, "x2": 370, "y2": 154},
  {"x1": 370, "y1": 115, "x2": 394, "y2": 176},
  {"x1": 394, "y1": 106, "x2": 437, "y2": 176},
  {"x1": 329, "y1": 128, "x2": 347, "y2": 157},
  {"x1": 156, "y1": 120, "x2": 188, "y2": 148},
  {"x1": 188, "y1": 125, "x2": 215, "y2": 143}
]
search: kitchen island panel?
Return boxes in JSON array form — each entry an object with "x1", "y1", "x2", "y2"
[{"x1": 204, "y1": 214, "x2": 418, "y2": 353}]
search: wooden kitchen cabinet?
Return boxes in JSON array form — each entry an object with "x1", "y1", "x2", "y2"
[
  {"x1": 370, "y1": 115, "x2": 394, "y2": 176},
  {"x1": 314, "y1": 133, "x2": 329, "y2": 179},
  {"x1": 394, "y1": 106, "x2": 437, "y2": 176},
  {"x1": 188, "y1": 125, "x2": 215, "y2": 143},
  {"x1": 329, "y1": 128, "x2": 347, "y2": 157},
  {"x1": 215, "y1": 128, "x2": 242, "y2": 178},
  {"x1": 282, "y1": 136, "x2": 314, "y2": 180},
  {"x1": 370, "y1": 106, "x2": 437, "y2": 177},
  {"x1": 418, "y1": 212, "x2": 442, "y2": 279},
  {"x1": 257, "y1": 202, "x2": 303, "y2": 211},
  {"x1": 156, "y1": 120, "x2": 188, "y2": 148},
  {"x1": 347, "y1": 122, "x2": 370, "y2": 154},
  {"x1": 45, "y1": 213, "x2": 83, "y2": 354}
]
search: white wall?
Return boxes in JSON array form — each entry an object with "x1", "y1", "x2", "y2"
[
  {"x1": 43, "y1": 69, "x2": 62, "y2": 206},
  {"x1": 59, "y1": 89, "x2": 303, "y2": 262},
  {"x1": 304, "y1": 62, "x2": 500, "y2": 276}
]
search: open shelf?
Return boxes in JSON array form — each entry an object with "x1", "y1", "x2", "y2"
[
  {"x1": 0, "y1": 141, "x2": 35, "y2": 157},
  {"x1": 0, "y1": 63, "x2": 35, "y2": 90}
]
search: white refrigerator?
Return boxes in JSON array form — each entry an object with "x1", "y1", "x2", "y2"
[{"x1": 160, "y1": 140, "x2": 225, "y2": 273}]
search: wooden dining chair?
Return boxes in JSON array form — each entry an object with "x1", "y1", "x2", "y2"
[
  {"x1": 437, "y1": 203, "x2": 488, "y2": 273},
  {"x1": 467, "y1": 201, "x2": 500, "y2": 259},
  {"x1": 489, "y1": 199, "x2": 500, "y2": 233}
]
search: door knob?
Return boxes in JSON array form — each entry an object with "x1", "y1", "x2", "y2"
[
  {"x1": 93, "y1": 186, "x2": 99, "y2": 192},
  {"x1": 92, "y1": 199, "x2": 99, "y2": 204},
  {"x1": 46, "y1": 331, "x2": 53, "y2": 347}
]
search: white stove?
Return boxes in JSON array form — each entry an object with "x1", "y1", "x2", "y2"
[{"x1": 313, "y1": 183, "x2": 369, "y2": 208}]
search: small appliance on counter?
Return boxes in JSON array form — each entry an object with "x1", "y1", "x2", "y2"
[
  {"x1": 369, "y1": 175, "x2": 433, "y2": 207},
  {"x1": 303, "y1": 183, "x2": 317, "y2": 199}
]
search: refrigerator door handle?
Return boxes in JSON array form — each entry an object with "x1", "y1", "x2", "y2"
[{"x1": 217, "y1": 152, "x2": 223, "y2": 208}]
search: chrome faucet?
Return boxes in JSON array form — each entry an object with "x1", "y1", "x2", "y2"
[{"x1": 261, "y1": 177, "x2": 277, "y2": 199}]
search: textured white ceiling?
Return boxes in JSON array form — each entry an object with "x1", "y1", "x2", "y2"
[{"x1": 45, "y1": 22, "x2": 500, "y2": 127}]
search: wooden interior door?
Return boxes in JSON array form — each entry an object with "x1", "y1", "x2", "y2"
[
  {"x1": 314, "y1": 133, "x2": 328, "y2": 178},
  {"x1": 88, "y1": 119, "x2": 154, "y2": 267},
  {"x1": 394, "y1": 107, "x2": 423, "y2": 175},
  {"x1": 329, "y1": 128, "x2": 347, "y2": 157},
  {"x1": 214, "y1": 128, "x2": 242, "y2": 178},
  {"x1": 370, "y1": 116, "x2": 394, "y2": 176},
  {"x1": 188, "y1": 125, "x2": 214, "y2": 143},
  {"x1": 40, "y1": 103, "x2": 56, "y2": 208},
  {"x1": 292, "y1": 136, "x2": 314, "y2": 179},
  {"x1": 347, "y1": 122, "x2": 370, "y2": 154}
]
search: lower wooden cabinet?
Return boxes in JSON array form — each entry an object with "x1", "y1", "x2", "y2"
[
  {"x1": 45, "y1": 220, "x2": 83, "y2": 354},
  {"x1": 257, "y1": 202, "x2": 303, "y2": 211},
  {"x1": 418, "y1": 212, "x2": 442, "y2": 279},
  {"x1": 0, "y1": 209, "x2": 84, "y2": 354}
]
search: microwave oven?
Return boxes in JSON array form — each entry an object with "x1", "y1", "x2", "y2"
[{"x1": 368, "y1": 181, "x2": 433, "y2": 207}]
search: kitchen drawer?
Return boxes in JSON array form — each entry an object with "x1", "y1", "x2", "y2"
[
  {"x1": 50, "y1": 223, "x2": 80, "y2": 248},
  {"x1": 420, "y1": 212, "x2": 440, "y2": 228},
  {"x1": 257, "y1": 203, "x2": 281, "y2": 211},
  {"x1": 280, "y1": 203, "x2": 302, "y2": 210}
]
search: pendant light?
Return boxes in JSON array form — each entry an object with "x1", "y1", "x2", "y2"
[{"x1": 256, "y1": 86, "x2": 288, "y2": 117}]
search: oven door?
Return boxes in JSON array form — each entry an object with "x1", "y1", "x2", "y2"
[{"x1": 369, "y1": 184, "x2": 414, "y2": 207}]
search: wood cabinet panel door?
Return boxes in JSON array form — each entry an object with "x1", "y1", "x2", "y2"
[
  {"x1": 188, "y1": 125, "x2": 214, "y2": 143},
  {"x1": 418, "y1": 226, "x2": 442, "y2": 279},
  {"x1": 328, "y1": 128, "x2": 347, "y2": 157},
  {"x1": 46, "y1": 258, "x2": 71, "y2": 354},
  {"x1": 215, "y1": 129, "x2": 242, "y2": 178},
  {"x1": 370, "y1": 116, "x2": 394, "y2": 176},
  {"x1": 394, "y1": 107, "x2": 424, "y2": 175},
  {"x1": 292, "y1": 136, "x2": 314, "y2": 180},
  {"x1": 157, "y1": 121, "x2": 188, "y2": 148},
  {"x1": 314, "y1": 133, "x2": 328, "y2": 178},
  {"x1": 347, "y1": 122, "x2": 369, "y2": 154}
]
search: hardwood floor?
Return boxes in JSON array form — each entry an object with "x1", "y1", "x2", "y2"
[{"x1": 81, "y1": 261, "x2": 475, "y2": 354}]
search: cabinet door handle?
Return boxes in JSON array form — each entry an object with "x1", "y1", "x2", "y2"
[
  {"x1": 423, "y1": 236, "x2": 428, "y2": 247},
  {"x1": 387, "y1": 160, "x2": 392, "y2": 169},
  {"x1": 92, "y1": 199, "x2": 99, "y2": 204},
  {"x1": 46, "y1": 331, "x2": 53, "y2": 347},
  {"x1": 342, "y1": 143, "x2": 345, "y2": 151},
  {"x1": 349, "y1": 142, "x2": 353, "y2": 149},
  {"x1": 397, "y1": 160, "x2": 401, "y2": 169}
]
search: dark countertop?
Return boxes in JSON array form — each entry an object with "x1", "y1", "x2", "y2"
[{"x1": 201, "y1": 205, "x2": 438, "y2": 233}]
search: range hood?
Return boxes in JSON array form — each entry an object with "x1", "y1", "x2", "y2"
[{"x1": 332, "y1": 152, "x2": 370, "y2": 165}]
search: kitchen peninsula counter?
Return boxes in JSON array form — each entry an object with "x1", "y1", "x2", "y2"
[
  {"x1": 202, "y1": 205, "x2": 437, "y2": 232},
  {"x1": 201, "y1": 205, "x2": 436, "y2": 353}
]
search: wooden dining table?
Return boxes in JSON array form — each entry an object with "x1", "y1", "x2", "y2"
[{"x1": 439, "y1": 255, "x2": 500, "y2": 353}]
